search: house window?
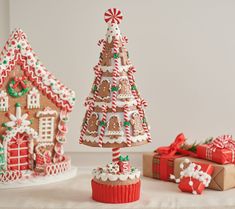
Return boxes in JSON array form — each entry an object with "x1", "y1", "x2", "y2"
[
  {"x1": 39, "y1": 117, "x2": 55, "y2": 142},
  {"x1": 27, "y1": 87, "x2": 40, "y2": 109},
  {"x1": 0, "y1": 90, "x2": 8, "y2": 111}
]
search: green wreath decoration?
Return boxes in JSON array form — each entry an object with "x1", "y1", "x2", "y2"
[{"x1": 7, "y1": 78, "x2": 30, "y2": 98}]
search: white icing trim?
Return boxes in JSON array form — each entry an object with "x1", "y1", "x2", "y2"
[
  {"x1": 100, "y1": 65, "x2": 132, "y2": 73},
  {"x1": 0, "y1": 90, "x2": 8, "y2": 112},
  {"x1": 3, "y1": 126, "x2": 39, "y2": 142},
  {"x1": 0, "y1": 166, "x2": 77, "y2": 188},
  {"x1": 0, "y1": 29, "x2": 76, "y2": 110},
  {"x1": 94, "y1": 99, "x2": 137, "y2": 108},
  {"x1": 36, "y1": 107, "x2": 58, "y2": 117},
  {"x1": 83, "y1": 133, "x2": 148, "y2": 144},
  {"x1": 92, "y1": 167, "x2": 140, "y2": 182},
  {"x1": 27, "y1": 87, "x2": 40, "y2": 109}
]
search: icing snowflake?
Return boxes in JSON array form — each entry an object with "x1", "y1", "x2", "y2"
[
  {"x1": 106, "y1": 162, "x2": 120, "y2": 174},
  {"x1": 4, "y1": 103, "x2": 31, "y2": 128}
]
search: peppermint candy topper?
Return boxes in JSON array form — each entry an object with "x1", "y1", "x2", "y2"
[{"x1": 104, "y1": 8, "x2": 123, "y2": 24}]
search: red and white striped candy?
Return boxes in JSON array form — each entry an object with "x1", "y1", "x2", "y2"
[
  {"x1": 112, "y1": 147, "x2": 120, "y2": 163},
  {"x1": 98, "y1": 105, "x2": 107, "y2": 147},
  {"x1": 124, "y1": 105, "x2": 132, "y2": 147},
  {"x1": 104, "y1": 8, "x2": 123, "y2": 24},
  {"x1": 111, "y1": 39, "x2": 120, "y2": 112},
  {"x1": 79, "y1": 100, "x2": 95, "y2": 143},
  {"x1": 137, "y1": 107, "x2": 152, "y2": 142},
  {"x1": 97, "y1": 39, "x2": 104, "y2": 46},
  {"x1": 127, "y1": 67, "x2": 139, "y2": 100},
  {"x1": 13, "y1": 29, "x2": 26, "y2": 41}
]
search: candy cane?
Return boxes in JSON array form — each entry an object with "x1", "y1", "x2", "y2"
[
  {"x1": 97, "y1": 39, "x2": 104, "y2": 46},
  {"x1": 127, "y1": 67, "x2": 139, "y2": 101},
  {"x1": 121, "y1": 36, "x2": 128, "y2": 46},
  {"x1": 79, "y1": 100, "x2": 95, "y2": 143},
  {"x1": 98, "y1": 40, "x2": 106, "y2": 66},
  {"x1": 98, "y1": 105, "x2": 107, "y2": 147},
  {"x1": 112, "y1": 39, "x2": 119, "y2": 112},
  {"x1": 137, "y1": 107, "x2": 152, "y2": 142},
  {"x1": 112, "y1": 147, "x2": 120, "y2": 163},
  {"x1": 124, "y1": 105, "x2": 132, "y2": 147},
  {"x1": 90, "y1": 40, "x2": 106, "y2": 99}
]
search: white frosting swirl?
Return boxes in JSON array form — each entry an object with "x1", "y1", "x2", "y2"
[{"x1": 92, "y1": 167, "x2": 140, "y2": 182}]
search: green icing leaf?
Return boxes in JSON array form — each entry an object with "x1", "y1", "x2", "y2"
[
  {"x1": 124, "y1": 121, "x2": 131, "y2": 127},
  {"x1": 119, "y1": 155, "x2": 129, "y2": 162},
  {"x1": 113, "y1": 53, "x2": 119, "y2": 59},
  {"x1": 131, "y1": 85, "x2": 137, "y2": 91},
  {"x1": 111, "y1": 86, "x2": 119, "y2": 92},
  {"x1": 99, "y1": 121, "x2": 107, "y2": 127}
]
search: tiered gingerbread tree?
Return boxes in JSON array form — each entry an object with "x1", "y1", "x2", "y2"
[{"x1": 79, "y1": 8, "x2": 151, "y2": 203}]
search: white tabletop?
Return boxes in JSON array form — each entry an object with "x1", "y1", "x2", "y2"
[{"x1": 1, "y1": 153, "x2": 235, "y2": 209}]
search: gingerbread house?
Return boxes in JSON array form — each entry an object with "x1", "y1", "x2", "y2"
[{"x1": 0, "y1": 29, "x2": 76, "y2": 185}]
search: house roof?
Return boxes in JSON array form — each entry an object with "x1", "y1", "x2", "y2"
[{"x1": 0, "y1": 29, "x2": 76, "y2": 112}]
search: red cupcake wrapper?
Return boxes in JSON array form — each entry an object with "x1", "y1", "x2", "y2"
[{"x1": 91, "y1": 179, "x2": 141, "y2": 203}]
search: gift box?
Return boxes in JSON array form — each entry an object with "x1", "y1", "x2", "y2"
[
  {"x1": 143, "y1": 133, "x2": 186, "y2": 181},
  {"x1": 197, "y1": 135, "x2": 235, "y2": 164},
  {"x1": 143, "y1": 152, "x2": 183, "y2": 181},
  {"x1": 172, "y1": 159, "x2": 214, "y2": 195},
  {"x1": 119, "y1": 155, "x2": 131, "y2": 173},
  {"x1": 174, "y1": 157, "x2": 235, "y2": 191}
]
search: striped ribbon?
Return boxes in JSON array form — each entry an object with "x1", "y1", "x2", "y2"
[{"x1": 207, "y1": 135, "x2": 235, "y2": 162}]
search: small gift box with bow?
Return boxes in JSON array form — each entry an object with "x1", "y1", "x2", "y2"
[
  {"x1": 197, "y1": 135, "x2": 235, "y2": 164},
  {"x1": 119, "y1": 155, "x2": 131, "y2": 173},
  {"x1": 143, "y1": 133, "x2": 186, "y2": 181},
  {"x1": 171, "y1": 158, "x2": 214, "y2": 195}
]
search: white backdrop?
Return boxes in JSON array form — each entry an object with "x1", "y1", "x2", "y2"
[{"x1": 1, "y1": 0, "x2": 235, "y2": 152}]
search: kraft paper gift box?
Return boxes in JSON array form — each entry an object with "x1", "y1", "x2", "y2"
[
  {"x1": 143, "y1": 133, "x2": 188, "y2": 181},
  {"x1": 174, "y1": 157, "x2": 235, "y2": 191},
  {"x1": 143, "y1": 152, "x2": 183, "y2": 181},
  {"x1": 143, "y1": 133, "x2": 186, "y2": 181}
]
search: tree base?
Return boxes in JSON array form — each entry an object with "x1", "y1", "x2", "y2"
[{"x1": 91, "y1": 179, "x2": 141, "y2": 203}]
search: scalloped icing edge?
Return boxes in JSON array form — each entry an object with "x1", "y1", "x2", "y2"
[
  {"x1": 92, "y1": 167, "x2": 140, "y2": 182},
  {"x1": 83, "y1": 133, "x2": 148, "y2": 144}
]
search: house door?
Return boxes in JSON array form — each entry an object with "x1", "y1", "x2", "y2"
[{"x1": 8, "y1": 133, "x2": 30, "y2": 171}]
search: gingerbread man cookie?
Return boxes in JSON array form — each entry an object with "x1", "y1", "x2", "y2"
[
  {"x1": 96, "y1": 80, "x2": 111, "y2": 102},
  {"x1": 119, "y1": 47, "x2": 130, "y2": 65},
  {"x1": 86, "y1": 113, "x2": 99, "y2": 137},
  {"x1": 101, "y1": 43, "x2": 113, "y2": 66},
  {"x1": 107, "y1": 115, "x2": 122, "y2": 139},
  {"x1": 130, "y1": 112, "x2": 145, "y2": 136},
  {"x1": 118, "y1": 78, "x2": 132, "y2": 101}
]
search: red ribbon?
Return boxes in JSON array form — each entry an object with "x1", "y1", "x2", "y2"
[
  {"x1": 13, "y1": 76, "x2": 27, "y2": 89},
  {"x1": 153, "y1": 133, "x2": 199, "y2": 181},
  {"x1": 153, "y1": 133, "x2": 186, "y2": 181},
  {"x1": 155, "y1": 133, "x2": 186, "y2": 156},
  {"x1": 209, "y1": 135, "x2": 235, "y2": 152}
]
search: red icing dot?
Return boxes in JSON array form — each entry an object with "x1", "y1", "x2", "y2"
[{"x1": 11, "y1": 41, "x2": 15, "y2": 45}]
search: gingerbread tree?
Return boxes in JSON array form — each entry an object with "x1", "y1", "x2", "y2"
[{"x1": 79, "y1": 8, "x2": 151, "y2": 203}]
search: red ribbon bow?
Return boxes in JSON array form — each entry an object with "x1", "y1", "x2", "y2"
[
  {"x1": 209, "y1": 135, "x2": 235, "y2": 152},
  {"x1": 13, "y1": 76, "x2": 27, "y2": 89},
  {"x1": 155, "y1": 133, "x2": 186, "y2": 156}
]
